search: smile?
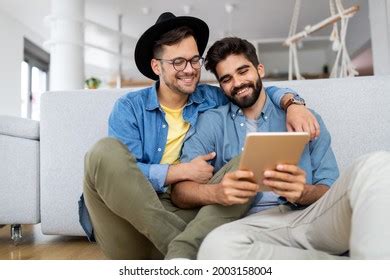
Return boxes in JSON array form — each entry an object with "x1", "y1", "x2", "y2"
[
  {"x1": 235, "y1": 87, "x2": 251, "y2": 97},
  {"x1": 178, "y1": 76, "x2": 195, "y2": 84}
]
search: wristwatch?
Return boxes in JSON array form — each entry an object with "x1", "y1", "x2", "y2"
[{"x1": 284, "y1": 97, "x2": 306, "y2": 111}]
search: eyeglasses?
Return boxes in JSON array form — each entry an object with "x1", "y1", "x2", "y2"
[{"x1": 155, "y1": 56, "x2": 204, "y2": 71}]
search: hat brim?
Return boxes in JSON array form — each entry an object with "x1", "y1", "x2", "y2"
[{"x1": 134, "y1": 16, "x2": 209, "y2": 81}]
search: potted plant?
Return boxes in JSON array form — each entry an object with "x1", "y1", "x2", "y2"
[{"x1": 85, "y1": 77, "x2": 102, "y2": 89}]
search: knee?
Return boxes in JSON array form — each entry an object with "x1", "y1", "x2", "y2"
[
  {"x1": 88, "y1": 137, "x2": 124, "y2": 158},
  {"x1": 197, "y1": 224, "x2": 238, "y2": 259},
  {"x1": 84, "y1": 137, "x2": 131, "y2": 175},
  {"x1": 226, "y1": 155, "x2": 241, "y2": 171},
  {"x1": 350, "y1": 151, "x2": 390, "y2": 179},
  {"x1": 85, "y1": 137, "x2": 126, "y2": 164},
  {"x1": 360, "y1": 151, "x2": 390, "y2": 168},
  {"x1": 347, "y1": 151, "x2": 390, "y2": 196}
]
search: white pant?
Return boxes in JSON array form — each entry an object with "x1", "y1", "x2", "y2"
[{"x1": 198, "y1": 151, "x2": 390, "y2": 259}]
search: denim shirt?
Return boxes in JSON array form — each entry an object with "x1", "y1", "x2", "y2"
[
  {"x1": 180, "y1": 92, "x2": 340, "y2": 213},
  {"x1": 107, "y1": 82, "x2": 298, "y2": 192}
]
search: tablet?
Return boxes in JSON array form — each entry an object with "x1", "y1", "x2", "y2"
[{"x1": 239, "y1": 132, "x2": 310, "y2": 192}]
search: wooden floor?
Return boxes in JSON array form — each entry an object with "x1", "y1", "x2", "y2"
[{"x1": 0, "y1": 224, "x2": 106, "y2": 260}]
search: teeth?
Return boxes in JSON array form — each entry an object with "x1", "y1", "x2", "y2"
[
  {"x1": 237, "y1": 87, "x2": 248, "y2": 95},
  {"x1": 180, "y1": 77, "x2": 194, "y2": 82}
]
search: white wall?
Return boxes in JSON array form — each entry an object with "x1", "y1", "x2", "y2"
[
  {"x1": 369, "y1": 0, "x2": 390, "y2": 75},
  {"x1": 346, "y1": 0, "x2": 371, "y2": 56},
  {"x1": 200, "y1": 42, "x2": 333, "y2": 82},
  {"x1": 260, "y1": 47, "x2": 329, "y2": 77},
  {"x1": 0, "y1": 8, "x2": 44, "y2": 117}
]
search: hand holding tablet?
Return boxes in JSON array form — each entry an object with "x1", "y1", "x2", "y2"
[{"x1": 239, "y1": 132, "x2": 310, "y2": 192}]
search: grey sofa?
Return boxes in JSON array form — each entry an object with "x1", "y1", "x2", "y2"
[{"x1": 1, "y1": 75, "x2": 389, "y2": 238}]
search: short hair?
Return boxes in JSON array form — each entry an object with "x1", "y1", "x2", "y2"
[
  {"x1": 205, "y1": 37, "x2": 259, "y2": 78},
  {"x1": 152, "y1": 26, "x2": 196, "y2": 58}
]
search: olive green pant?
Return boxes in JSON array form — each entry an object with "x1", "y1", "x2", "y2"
[{"x1": 83, "y1": 137, "x2": 251, "y2": 259}]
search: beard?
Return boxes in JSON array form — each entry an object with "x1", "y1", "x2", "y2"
[{"x1": 227, "y1": 76, "x2": 263, "y2": 108}]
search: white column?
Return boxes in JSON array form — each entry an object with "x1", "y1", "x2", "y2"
[
  {"x1": 369, "y1": 0, "x2": 390, "y2": 75},
  {"x1": 49, "y1": 0, "x2": 85, "y2": 90}
]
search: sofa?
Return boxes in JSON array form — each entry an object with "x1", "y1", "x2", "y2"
[{"x1": 0, "y1": 75, "x2": 389, "y2": 239}]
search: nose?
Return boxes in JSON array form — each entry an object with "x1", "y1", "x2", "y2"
[
  {"x1": 182, "y1": 60, "x2": 195, "y2": 74},
  {"x1": 232, "y1": 75, "x2": 243, "y2": 89}
]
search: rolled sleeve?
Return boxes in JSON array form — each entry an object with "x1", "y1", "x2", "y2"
[
  {"x1": 265, "y1": 86, "x2": 299, "y2": 109},
  {"x1": 134, "y1": 162, "x2": 169, "y2": 193},
  {"x1": 309, "y1": 112, "x2": 339, "y2": 187},
  {"x1": 316, "y1": 178, "x2": 335, "y2": 188}
]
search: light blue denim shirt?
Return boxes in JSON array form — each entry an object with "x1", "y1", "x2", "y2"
[
  {"x1": 180, "y1": 91, "x2": 339, "y2": 213},
  {"x1": 108, "y1": 82, "x2": 298, "y2": 193}
]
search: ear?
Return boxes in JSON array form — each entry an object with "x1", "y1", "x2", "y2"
[
  {"x1": 257, "y1": 64, "x2": 265, "y2": 78},
  {"x1": 151, "y1": 59, "x2": 161, "y2": 76}
]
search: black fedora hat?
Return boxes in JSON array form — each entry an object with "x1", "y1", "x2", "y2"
[{"x1": 134, "y1": 12, "x2": 209, "y2": 81}]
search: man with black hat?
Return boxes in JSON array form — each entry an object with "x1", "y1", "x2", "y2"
[{"x1": 80, "y1": 12, "x2": 319, "y2": 259}]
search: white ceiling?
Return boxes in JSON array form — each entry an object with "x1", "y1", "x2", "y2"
[{"x1": 0, "y1": 0, "x2": 369, "y2": 81}]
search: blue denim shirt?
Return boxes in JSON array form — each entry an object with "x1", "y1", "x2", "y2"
[
  {"x1": 180, "y1": 92, "x2": 339, "y2": 213},
  {"x1": 108, "y1": 82, "x2": 298, "y2": 192}
]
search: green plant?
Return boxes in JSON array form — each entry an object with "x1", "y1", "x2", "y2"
[{"x1": 85, "y1": 77, "x2": 102, "y2": 89}]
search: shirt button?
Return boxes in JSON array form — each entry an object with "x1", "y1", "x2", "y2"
[
  {"x1": 157, "y1": 148, "x2": 162, "y2": 152},
  {"x1": 238, "y1": 109, "x2": 242, "y2": 114},
  {"x1": 232, "y1": 114, "x2": 235, "y2": 118},
  {"x1": 162, "y1": 124, "x2": 167, "y2": 128},
  {"x1": 264, "y1": 116, "x2": 268, "y2": 120},
  {"x1": 241, "y1": 147, "x2": 244, "y2": 151},
  {"x1": 240, "y1": 123, "x2": 244, "y2": 127}
]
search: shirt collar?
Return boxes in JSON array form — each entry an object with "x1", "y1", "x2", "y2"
[
  {"x1": 146, "y1": 81, "x2": 204, "y2": 110},
  {"x1": 145, "y1": 81, "x2": 160, "y2": 110},
  {"x1": 187, "y1": 87, "x2": 205, "y2": 105},
  {"x1": 229, "y1": 102, "x2": 243, "y2": 119},
  {"x1": 261, "y1": 90, "x2": 275, "y2": 120}
]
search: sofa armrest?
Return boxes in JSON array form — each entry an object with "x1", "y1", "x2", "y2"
[
  {"x1": 0, "y1": 115, "x2": 40, "y2": 140},
  {"x1": 0, "y1": 115, "x2": 40, "y2": 224}
]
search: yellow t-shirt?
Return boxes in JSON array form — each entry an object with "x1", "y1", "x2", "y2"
[{"x1": 160, "y1": 104, "x2": 190, "y2": 164}]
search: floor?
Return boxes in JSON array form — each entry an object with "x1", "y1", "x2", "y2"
[{"x1": 0, "y1": 224, "x2": 106, "y2": 260}]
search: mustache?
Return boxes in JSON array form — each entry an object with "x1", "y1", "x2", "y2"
[{"x1": 231, "y1": 82, "x2": 255, "y2": 97}]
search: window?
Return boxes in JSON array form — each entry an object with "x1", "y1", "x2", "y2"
[{"x1": 21, "y1": 38, "x2": 49, "y2": 120}]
